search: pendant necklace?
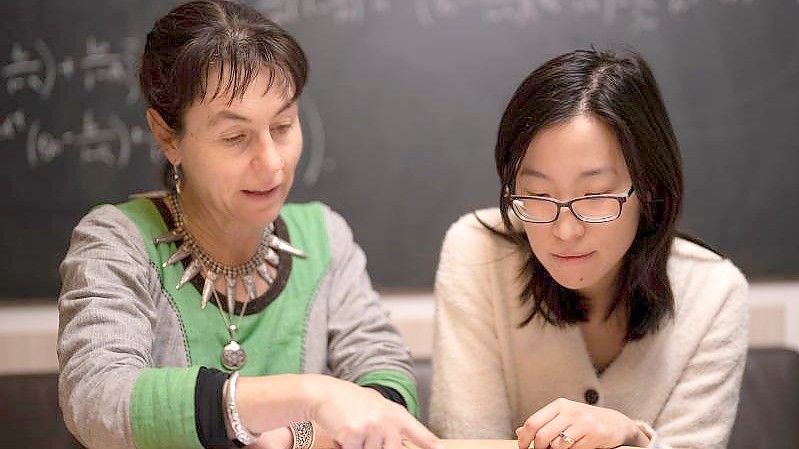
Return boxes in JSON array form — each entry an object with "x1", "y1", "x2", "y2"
[{"x1": 153, "y1": 192, "x2": 306, "y2": 370}]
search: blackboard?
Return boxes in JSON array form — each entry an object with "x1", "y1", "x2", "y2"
[{"x1": 1, "y1": 0, "x2": 798, "y2": 298}]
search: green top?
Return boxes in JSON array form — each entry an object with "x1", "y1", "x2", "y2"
[{"x1": 57, "y1": 196, "x2": 418, "y2": 449}]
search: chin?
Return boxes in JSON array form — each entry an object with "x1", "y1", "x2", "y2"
[
  {"x1": 545, "y1": 267, "x2": 596, "y2": 291},
  {"x1": 239, "y1": 193, "x2": 286, "y2": 221},
  {"x1": 235, "y1": 206, "x2": 280, "y2": 228},
  {"x1": 256, "y1": 207, "x2": 283, "y2": 225}
]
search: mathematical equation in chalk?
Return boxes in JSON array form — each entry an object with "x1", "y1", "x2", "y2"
[
  {"x1": 1, "y1": 96, "x2": 328, "y2": 188},
  {"x1": 1, "y1": 108, "x2": 160, "y2": 169},
  {"x1": 253, "y1": 0, "x2": 390, "y2": 24},
  {"x1": 1, "y1": 36, "x2": 141, "y2": 102},
  {"x1": 413, "y1": 0, "x2": 761, "y2": 31}
]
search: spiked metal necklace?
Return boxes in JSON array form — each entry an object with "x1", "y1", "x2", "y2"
[{"x1": 153, "y1": 192, "x2": 306, "y2": 370}]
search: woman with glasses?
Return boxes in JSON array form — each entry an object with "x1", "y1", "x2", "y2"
[{"x1": 430, "y1": 48, "x2": 748, "y2": 449}]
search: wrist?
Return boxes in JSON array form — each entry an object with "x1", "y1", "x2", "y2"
[
  {"x1": 362, "y1": 385, "x2": 386, "y2": 400},
  {"x1": 225, "y1": 371, "x2": 262, "y2": 445},
  {"x1": 234, "y1": 375, "x2": 265, "y2": 433},
  {"x1": 237, "y1": 374, "x2": 313, "y2": 432}
]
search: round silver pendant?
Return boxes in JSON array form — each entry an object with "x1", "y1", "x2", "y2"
[{"x1": 222, "y1": 340, "x2": 247, "y2": 370}]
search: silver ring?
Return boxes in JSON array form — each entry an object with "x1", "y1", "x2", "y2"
[
  {"x1": 290, "y1": 421, "x2": 315, "y2": 449},
  {"x1": 558, "y1": 431, "x2": 576, "y2": 446}
]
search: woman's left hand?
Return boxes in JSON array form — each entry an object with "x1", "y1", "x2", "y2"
[{"x1": 515, "y1": 398, "x2": 649, "y2": 449}]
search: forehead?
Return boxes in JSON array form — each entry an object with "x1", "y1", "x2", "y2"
[
  {"x1": 197, "y1": 64, "x2": 294, "y2": 110},
  {"x1": 520, "y1": 114, "x2": 628, "y2": 178}
]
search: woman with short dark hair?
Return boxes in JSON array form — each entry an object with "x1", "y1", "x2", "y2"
[
  {"x1": 430, "y1": 48, "x2": 748, "y2": 449},
  {"x1": 57, "y1": 2, "x2": 440, "y2": 449}
]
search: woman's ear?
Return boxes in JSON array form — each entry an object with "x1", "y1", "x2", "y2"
[{"x1": 146, "y1": 108, "x2": 180, "y2": 165}]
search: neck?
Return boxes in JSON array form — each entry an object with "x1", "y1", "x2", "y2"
[
  {"x1": 175, "y1": 190, "x2": 265, "y2": 267},
  {"x1": 582, "y1": 290, "x2": 614, "y2": 322},
  {"x1": 580, "y1": 265, "x2": 622, "y2": 322}
]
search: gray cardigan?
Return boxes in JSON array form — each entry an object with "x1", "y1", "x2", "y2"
[{"x1": 58, "y1": 200, "x2": 415, "y2": 449}]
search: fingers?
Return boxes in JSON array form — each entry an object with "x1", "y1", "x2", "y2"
[
  {"x1": 398, "y1": 413, "x2": 442, "y2": 449},
  {"x1": 363, "y1": 428, "x2": 385, "y2": 449},
  {"x1": 519, "y1": 401, "x2": 628, "y2": 449},
  {"x1": 567, "y1": 420, "x2": 602, "y2": 449},
  {"x1": 313, "y1": 379, "x2": 441, "y2": 449},
  {"x1": 382, "y1": 428, "x2": 404, "y2": 449},
  {"x1": 516, "y1": 398, "x2": 564, "y2": 449},
  {"x1": 549, "y1": 425, "x2": 585, "y2": 449},
  {"x1": 337, "y1": 428, "x2": 367, "y2": 449},
  {"x1": 341, "y1": 417, "x2": 439, "y2": 449},
  {"x1": 323, "y1": 404, "x2": 440, "y2": 449},
  {"x1": 532, "y1": 414, "x2": 573, "y2": 449}
]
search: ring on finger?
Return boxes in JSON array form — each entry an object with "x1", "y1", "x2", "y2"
[{"x1": 558, "y1": 431, "x2": 576, "y2": 446}]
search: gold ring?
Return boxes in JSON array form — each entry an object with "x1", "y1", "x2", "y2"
[{"x1": 558, "y1": 431, "x2": 576, "y2": 446}]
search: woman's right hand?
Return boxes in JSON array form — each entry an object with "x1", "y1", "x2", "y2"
[
  {"x1": 306, "y1": 375, "x2": 442, "y2": 449},
  {"x1": 236, "y1": 373, "x2": 441, "y2": 449}
]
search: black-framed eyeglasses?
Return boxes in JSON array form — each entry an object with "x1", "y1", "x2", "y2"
[{"x1": 509, "y1": 186, "x2": 635, "y2": 224}]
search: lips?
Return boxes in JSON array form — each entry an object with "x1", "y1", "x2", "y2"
[
  {"x1": 552, "y1": 251, "x2": 595, "y2": 261},
  {"x1": 240, "y1": 184, "x2": 282, "y2": 203},
  {"x1": 243, "y1": 185, "x2": 280, "y2": 195}
]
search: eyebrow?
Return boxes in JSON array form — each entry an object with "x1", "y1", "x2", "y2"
[
  {"x1": 517, "y1": 166, "x2": 617, "y2": 179},
  {"x1": 207, "y1": 101, "x2": 296, "y2": 128}
]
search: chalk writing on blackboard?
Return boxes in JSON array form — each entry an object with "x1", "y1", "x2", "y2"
[
  {"x1": 81, "y1": 36, "x2": 142, "y2": 104},
  {"x1": 413, "y1": 0, "x2": 765, "y2": 31},
  {"x1": 2, "y1": 41, "x2": 59, "y2": 99},
  {"x1": 299, "y1": 95, "x2": 328, "y2": 187},
  {"x1": 2, "y1": 37, "x2": 141, "y2": 102},
  {"x1": 25, "y1": 110, "x2": 154, "y2": 169},
  {"x1": 253, "y1": 0, "x2": 390, "y2": 24},
  {"x1": 0, "y1": 110, "x2": 25, "y2": 141},
  {"x1": 2, "y1": 35, "x2": 330, "y2": 187}
]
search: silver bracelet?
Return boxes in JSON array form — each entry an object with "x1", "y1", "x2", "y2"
[
  {"x1": 224, "y1": 370, "x2": 261, "y2": 446},
  {"x1": 290, "y1": 421, "x2": 315, "y2": 449}
]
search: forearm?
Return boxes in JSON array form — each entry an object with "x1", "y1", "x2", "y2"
[
  {"x1": 233, "y1": 375, "x2": 392, "y2": 440},
  {"x1": 234, "y1": 373, "x2": 323, "y2": 434},
  {"x1": 234, "y1": 377, "x2": 411, "y2": 449},
  {"x1": 59, "y1": 365, "x2": 142, "y2": 449},
  {"x1": 229, "y1": 372, "x2": 441, "y2": 449}
]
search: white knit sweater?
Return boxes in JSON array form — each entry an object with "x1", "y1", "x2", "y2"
[{"x1": 430, "y1": 209, "x2": 749, "y2": 449}]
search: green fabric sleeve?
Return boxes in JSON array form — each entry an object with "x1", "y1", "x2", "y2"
[
  {"x1": 130, "y1": 366, "x2": 203, "y2": 449},
  {"x1": 357, "y1": 369, "x2": 420, "y2": 419}
]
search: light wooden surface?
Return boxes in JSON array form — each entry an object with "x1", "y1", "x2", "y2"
[{"x1": 405, "y1": 440, "x2": 644, "y2": 449}]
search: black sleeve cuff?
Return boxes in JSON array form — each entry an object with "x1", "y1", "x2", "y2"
[
  {"x1": 363, "y1": 384, "x2": 408, "y2": 409},
  {"x1": 195, "y1": 367, "x2": 234, "y2": 449}
]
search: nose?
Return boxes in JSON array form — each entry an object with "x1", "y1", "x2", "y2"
[
  {"x1": 551, "y1": 205, "x2": 585, "y2": 241},
  {"x1": 252, "y1": 131, "x2": 284, "y2": 173}
]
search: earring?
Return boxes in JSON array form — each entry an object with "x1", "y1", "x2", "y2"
[{"x1": 172, "y1": 163, "x2": 183, "y2": 195}]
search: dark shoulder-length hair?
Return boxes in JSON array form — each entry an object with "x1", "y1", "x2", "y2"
[
  {"x1": 138, "y1": 0, "x2": 308, "y2": 190},
  {"x1": 493, "y1": 47, "x2": 687, "y2": 341}
]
